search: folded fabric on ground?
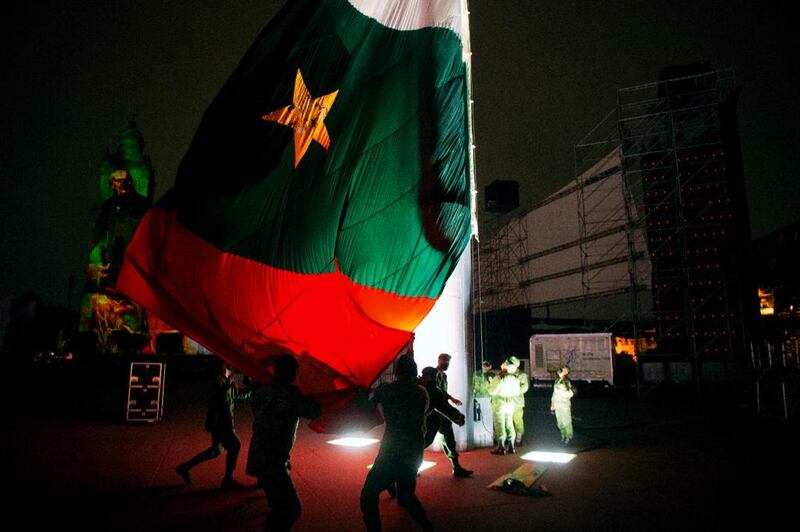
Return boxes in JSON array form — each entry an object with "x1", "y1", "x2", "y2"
[{"x1": 487, "y1": 462, "x2": 550, "y2": 497}]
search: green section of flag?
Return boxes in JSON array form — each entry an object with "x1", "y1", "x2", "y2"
[{"x1": 174, "y1": 0, "x2": 470, "y2": 299}]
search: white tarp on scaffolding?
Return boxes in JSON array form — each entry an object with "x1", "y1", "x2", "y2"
[{"x1": 481, "y1": 149, "x2": 651, "y2": 312}]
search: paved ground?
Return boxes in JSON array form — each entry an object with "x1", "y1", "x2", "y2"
[{"x1": 4, "y1": 359, "x2": 796, "y2": 531}]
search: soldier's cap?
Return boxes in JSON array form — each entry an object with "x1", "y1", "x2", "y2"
[
  {"x1": 421, "y1": 366, "x2": 438, "y2": 378},
  {"x1": 438, "y1": 353, "x2": 451, "y2": 361},
  {"x1": 506, "y1": 356, "x2": 520, "y2": 366}
]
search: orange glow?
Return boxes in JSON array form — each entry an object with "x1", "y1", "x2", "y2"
[
  {"x1": 759, "y1": 288, "x2": 775, "y2": 316},
  {"x1": 352, "y1": 284, "x2": 435, "y2": 332},
  {"x1": 614, "y1": 336, "x2": 657, "y2": 360}
]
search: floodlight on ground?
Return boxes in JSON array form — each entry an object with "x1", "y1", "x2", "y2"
[
  {"x1": 327, "y1": 436, "x2": 380, "y2": 447},
  {"x1": 417, "y1": 461, "x2": 436, "y2": 472},
  {"x1": 367, "y1": 461, "x2": 436, "y2": 473},
  {"x1": 520, "y1": 451, "x2": 576, "y2": 463}
]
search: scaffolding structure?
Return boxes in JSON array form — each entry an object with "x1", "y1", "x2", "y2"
[
  {"x1": 477, "y1": 210, "x2": 528, "y2": 313},
  {"x1": 576, "y1": 68, "x2": 748, "y2": 391},
  {"x1": 575, "y1": 114, "x2": 651, "y2": 330},
  {"x1": 471, "y1": 208, "x2": 531, "y2": 365}
]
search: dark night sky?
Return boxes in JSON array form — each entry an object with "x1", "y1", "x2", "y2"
[{"x1": 2, "y1": 1, "x2": 798, "y2": 307}]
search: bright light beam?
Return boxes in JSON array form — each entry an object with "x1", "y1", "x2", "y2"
[
  {"x1": 520, "y1": 451, "x2": 576, "y2": 463},
  {"x1": 417, "y1": 461, "x2": 436, "y2": 472},
  {"x1": 367, "y1": 461, "x2": 436, "y2": 473},
  {"x1": 327, "y1": 437, "x2": 380, "y2": 447}
]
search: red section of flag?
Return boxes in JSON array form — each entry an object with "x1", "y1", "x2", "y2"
[{"x1": 117, "y1": 208, "x2": 430, "y2": 431}]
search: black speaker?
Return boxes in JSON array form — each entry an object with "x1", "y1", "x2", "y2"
[
  {"x1": 110, "y1": 330, "x2": 148, "y2": 354},
  {"x1": 484, "y1": 180, "x2": 519, "y2": 213},
  {"x1": 155, "y1": 332, "x2": 183, "y2": 355},
  {"x1": 70, "y1": 330, "x2": 98, "y2": 358}
]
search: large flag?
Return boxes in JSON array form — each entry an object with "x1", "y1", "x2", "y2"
[{"x1": 118, "y1": 0, "x2": 473, "y2": 429}]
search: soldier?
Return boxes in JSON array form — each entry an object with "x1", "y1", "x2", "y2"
[
  {"x1": 471, "y1": 360, "x2": 495, "y2": 398},
  {"x1": 486, "y1": 365, "x2": 506, "y2": 450},
  {"x1": 435, "y1": 353, "x2": 461, "y2": 406},
  {"x1": 420, "y1": 366, "x2": 470, "y2": 476},
  {"x1": 176, "y1": 361, "x2": 251, "y2": 489},
  {"x1": 246, "y1": 354, "x2": 322, "y2": 531},
  {"x1": 550, "y1": 365, "x2": 575, "y2": 444},
  {"x1": 472, "y1": 361, "x2": 500, "y2": 447},
  {"x1": 432, "y1": 353, "x2": 472, "y2": 476},
  {"x1": 506, "y1": 356, "x2": 530, "y2": 447},
  {"x1": 360, "y1": 355, "x2": 433, "y2": 532},
  {"x1": 488, "y1": 358, "x2": 522, "y2": 455}
]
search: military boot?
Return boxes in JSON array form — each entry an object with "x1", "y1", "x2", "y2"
[
  {"x1": 452, "y1": 458, "x2": 473, "y2": 477},
  {"x1": 176, "y1": 463, "x2": 191, "y2": 484},
  {"x1": 506, "y1": 440, "x2": 516, "y2": 454}
]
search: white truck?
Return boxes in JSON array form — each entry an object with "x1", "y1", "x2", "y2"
[{"x1": 529, "y1": 333, "x2": 614, "y2": 384}]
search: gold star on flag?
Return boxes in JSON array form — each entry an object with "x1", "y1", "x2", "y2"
[{"x1": 262, "y1": 69, "x2": 339, "y2": 167}]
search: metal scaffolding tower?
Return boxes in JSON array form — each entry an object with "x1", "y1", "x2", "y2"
[
  {"x1": 478, "y1": 210, "x2": 528, "y2": 313},
  {"x1": 576, "y1": 67, "x2": 748, "y2": 392},
  {"x1": 575, "y1": 113, "x2": 650, "y2": 330}
]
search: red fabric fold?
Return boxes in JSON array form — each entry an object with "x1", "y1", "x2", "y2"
[{"x1": 117, "y1": 207, "x2": 432, "y2": 432}]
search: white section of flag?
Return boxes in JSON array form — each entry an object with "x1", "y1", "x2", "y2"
[{"x1": 348, "y1": 0, "x2": 470, "y2": 50}]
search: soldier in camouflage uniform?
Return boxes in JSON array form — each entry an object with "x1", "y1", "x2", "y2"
[
  {"x1": 471, "y1": 361, "x2": 495, "y2": 398},
  {"x1": 506, "y1": 356, "x2": 530, "y2": 447},
  {"x1": 472, "y1": 361, "x2": 501, "y2": 447},
  {"x1": 432, "y1": 353, "x2": 472, "y2": 476},
  {"x1": 420, "y1": 366, "x2": 469, "y2": 476},
  {"x1": 246, "y1": 355, "x2": 322, "y2": 531},
  {"x1": 488, "y1": 358, "x2": 522, "y2": 455},
  {"x1": 360, "y1": 355, "x2": 433, "y2": 532},
  {"x1": 550, "y1": 365, "x2": 575, "y2": 444},
  {"x1": 176, "y1": 361, "x2": 251, "y2": 489}
]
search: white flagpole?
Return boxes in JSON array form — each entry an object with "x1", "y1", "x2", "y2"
[{"x1": 413, "y1": 0, "x2": 481, "y2": 452}]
